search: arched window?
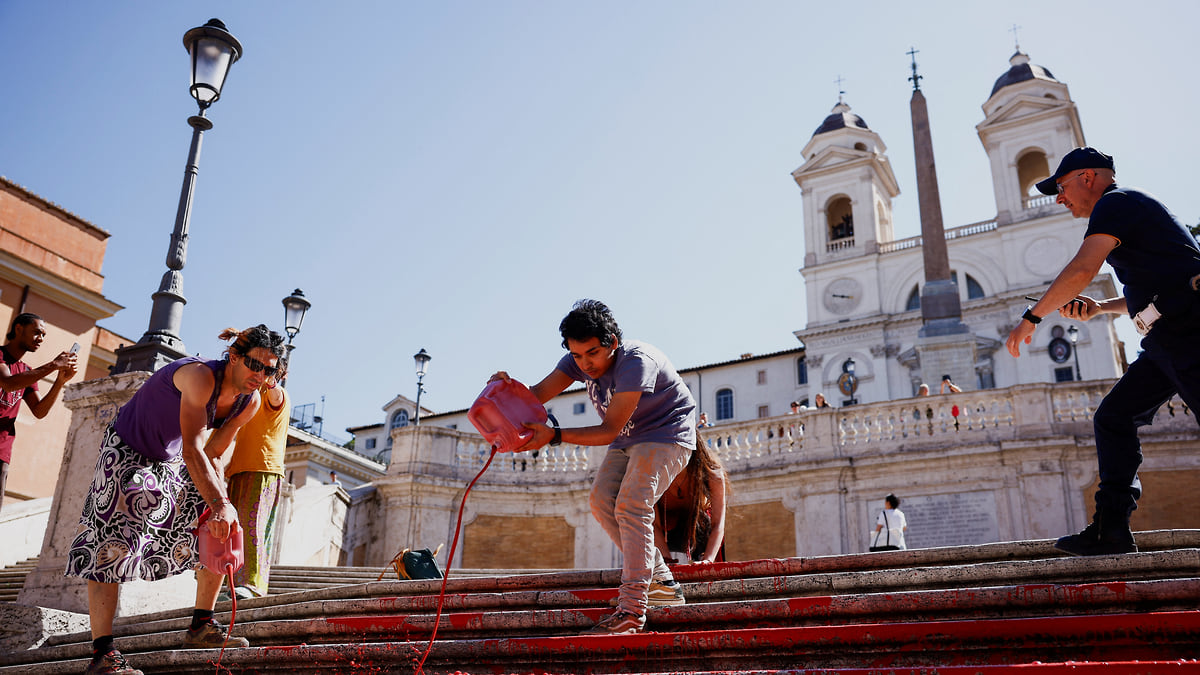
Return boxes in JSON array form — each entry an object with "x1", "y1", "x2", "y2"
[
  {"x1": 908, "y1": 271, "x2": 984, "y2": 310},
  {"x1": 1017, "y1": 150, "x2": 1051, "y2": 197},
  {"x1": 906, "y1": 285, "x2": 921, "y2": 311},
  {"x1": 965, "y1": 274, "x2": 985, "y2": 300},
  {"x1": 386, "y1": 409, "x2": 410, "y2": 449},
  {"x1": 715, "y1": 388, "x2": 734, "y2": 421},
  {"x1": 826, "y1": 196, "x2": 854, "y2": 240},
  {"x1": 797, "y1": 356, "x2": 808, "y2": 385}
]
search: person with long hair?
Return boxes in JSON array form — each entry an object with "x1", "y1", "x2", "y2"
[
  {"x1": 654, "y1": 436, "x2": 728, "y2": 563},
  {"x1": 66, "y1": 325, "x2": 284, "y2": 675}
]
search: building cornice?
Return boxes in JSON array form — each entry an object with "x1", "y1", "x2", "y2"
[{"x1": 0, "y1": 249, "x2": 123, "y2": 320}]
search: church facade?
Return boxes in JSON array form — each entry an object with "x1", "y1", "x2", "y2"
[
  {"x1": 315, "y1": 50, "x2": 1195, "y2": 571},
  {"x1": 793, "y1": 49, "x2": 1121, "y2": 409}
]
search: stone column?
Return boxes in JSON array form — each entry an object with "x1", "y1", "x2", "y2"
[{"x1": 18, "y1": 373, "x2": 196, "y2": 615}]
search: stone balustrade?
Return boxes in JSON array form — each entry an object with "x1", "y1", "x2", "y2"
[
  {"x1": 360, "y1": 380, "x2": 1198, "y2": 566},
  {"x1": 877, "y1": 217, "x2": 998, "y2": 254},
  {"x1": 410, "y1": 380, "x2": 1193, "y2": 488}
]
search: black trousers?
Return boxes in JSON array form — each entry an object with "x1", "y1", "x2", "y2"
[{"x1": 1092, "y1": 319, "x2": 1200, "y2": 520}]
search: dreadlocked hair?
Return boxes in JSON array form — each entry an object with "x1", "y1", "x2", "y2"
[{"x1": 218, "y1": 324, "x2": 286, "y2": 360}]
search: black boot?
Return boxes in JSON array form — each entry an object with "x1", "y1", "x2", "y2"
[{"x1": 1054, "y1": 511, "x2": 1137, "y2": 556}]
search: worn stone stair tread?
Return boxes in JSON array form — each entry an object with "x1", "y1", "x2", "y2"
[
  {"x1": 2, "y1": 610, "x2": 1196, "y2": 674},
  {"x1": 5, "y1": 535, "x2": 1199, "y2": 673},
  {"x1": 13, "y1": 574, "x2": 1197, "y2": 665}
]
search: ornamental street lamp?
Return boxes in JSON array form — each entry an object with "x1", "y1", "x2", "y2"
[
  {"x1": 112, "y1": 19, "x2": 243, "y2": 374},
  {"x1": 279, "y1": 288, "x2": 311, "y2": 387},
  {"x1": 413, "y1": 348, "x2": 431, "y2": 426},
  {"x1": 1067, "y1": 325, "x2": 1082, "y2": 381}
]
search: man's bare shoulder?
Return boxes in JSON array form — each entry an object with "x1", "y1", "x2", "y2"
[{"x1": 172, "y1": 361, "x2": 215, "y2": 395}]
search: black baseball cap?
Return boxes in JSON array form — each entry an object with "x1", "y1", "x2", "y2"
[{"x1": 1035, "y1": 147, "x2": 1115, "y2": 195}]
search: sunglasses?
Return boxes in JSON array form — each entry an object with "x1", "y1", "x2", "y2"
[{"x1": 239, "y1": 353, "x2": 281, "y2": 378}]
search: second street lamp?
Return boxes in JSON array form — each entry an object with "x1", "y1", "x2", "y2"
[
  {"x1": 112, "y1": 18, "x2": 244, "y2": 374},
  {"x1": 280, "y1": 288, "x2": 311, "y2": 387},
  {"x1": 413, "y1": 349, "x2": 431, "y2": 426}
]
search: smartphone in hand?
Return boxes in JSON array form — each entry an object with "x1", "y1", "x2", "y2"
[{"x1": 70, "y1": 343, "x2": 81, "y2": 354}]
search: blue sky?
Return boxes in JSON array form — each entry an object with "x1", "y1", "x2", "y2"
[{"x1": 3, "y1": 2, "x2": 1197, "y2": 438}]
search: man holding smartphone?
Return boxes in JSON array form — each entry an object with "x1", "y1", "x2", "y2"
[
  {"x1": 0, "y1": 313, "x2": 78, "y2": 514},
  {"x1": 1006, "y1": 147, "x2": 1200, "y2": 556}
]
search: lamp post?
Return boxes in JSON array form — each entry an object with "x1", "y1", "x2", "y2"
[
  {"x1": 413, "y1": 348, "x2": 431, "y2": 426},
  {"x1": 279, "y1": 289, "x2": 311, "y2": 387},
  {"x1": 112, "y1": 19, "x2": 243, "y2": 374},
  {"x1": 1067, "y1": 325, "x2": 1082, "y2": 381}
]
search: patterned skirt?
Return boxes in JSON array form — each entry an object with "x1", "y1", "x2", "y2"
[{"x1": 64, "y1": 422, "x2": 205, "y2": 583}]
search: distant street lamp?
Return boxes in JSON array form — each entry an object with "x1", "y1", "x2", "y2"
[
  {"x1": 1067, "y1": 325, "x2": 1082, "y2": 381},
  {"x1": 112, "y1": 19, "x2": 243, "y2": 374},
  {"x1": 280, "y1": 288, "x2": 311, "y2": 387},
  {"x1": 413, "y1": 349, "x2": 431, "y2": 426}
]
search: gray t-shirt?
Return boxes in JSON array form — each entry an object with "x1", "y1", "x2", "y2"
[{"x1": 556, "y1": 340, "x2": 696, "y2": 450}]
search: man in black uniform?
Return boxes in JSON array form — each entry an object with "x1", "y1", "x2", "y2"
[{"x1": 1006, "y1": 147, "x2": 1200, "y2": 556}]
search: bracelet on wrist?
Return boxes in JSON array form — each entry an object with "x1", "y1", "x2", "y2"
[{"x1": 1021, "y1": 305, "x2": 1042, "y2": 325}]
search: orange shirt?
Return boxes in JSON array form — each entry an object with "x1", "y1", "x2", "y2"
[{"x1": 226, "y1": 383, "x2": 290, "y2": 477}]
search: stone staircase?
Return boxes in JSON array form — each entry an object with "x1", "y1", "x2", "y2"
[
  {"x1": 2, "y1": 532, "x2": 1199, "y2": 673},
  {"x1": 0, "y1": 557, "x2": 38, "y2": 603}
]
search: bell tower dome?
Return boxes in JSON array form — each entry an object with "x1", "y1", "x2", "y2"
[
  {"x1": 976, "y1": 50, "x2": 1085, "y2": 225},
  {"x1": 792, "y1": 99, "x2": 900, "y2": 268}
]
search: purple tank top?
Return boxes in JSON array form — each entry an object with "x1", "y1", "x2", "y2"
[{"x1": 113, "y1": 357, "x2": 251, "y2": 461}]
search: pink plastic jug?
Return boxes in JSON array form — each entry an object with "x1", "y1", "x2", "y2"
[
  {"x1": 467, "y1": 378, "x2": 548, "y2": 453},
  {"x1": 196, "y1": 509, "x2": 245, "y2": 575}
]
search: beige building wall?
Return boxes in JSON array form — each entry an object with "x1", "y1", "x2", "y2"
[{"x1": 0, "y1": 177, "x2": 125, "y2": 505}]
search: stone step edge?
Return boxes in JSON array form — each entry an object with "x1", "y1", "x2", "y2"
[
  {"x1": 273, "y1": 529, "x2": 1200, "y2": 587},
  {"x1": 17, "y1": 575, "x2": 1199, "y2": 664},
  {"x1": 2, "y1": 610, "x2": 1196, "y2": 675},
  {"x1": 94, "y1": 546, "x2": 1200, "y2": 635}
]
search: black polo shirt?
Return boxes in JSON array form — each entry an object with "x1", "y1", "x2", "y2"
[{"x1": 1085, "y1": 184, "x2": 1200, "y2": 318}]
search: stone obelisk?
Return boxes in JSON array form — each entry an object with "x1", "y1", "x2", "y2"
[{"x1": 908, "y1": 48, "x2": 976, "y2": 388}]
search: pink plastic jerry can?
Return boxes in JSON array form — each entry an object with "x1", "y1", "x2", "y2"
[
  {"x1": 468, "y1": 378, "x2": 549, "y2": 453},
  {"x1": 196, "y1": 509, "x2": 245, "y2": 575}
]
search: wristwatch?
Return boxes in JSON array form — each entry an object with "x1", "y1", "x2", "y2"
[
  {"x1": 1021, "y1": 305, "x2": 1042, "y2": 324},
  {"x1": 547, "y1": 413, "x2": 562, "y2": 446}
]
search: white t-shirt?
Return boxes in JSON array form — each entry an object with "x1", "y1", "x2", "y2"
[{"x1": 875, "y1": 507, "x2": 907, "y2": 549}]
